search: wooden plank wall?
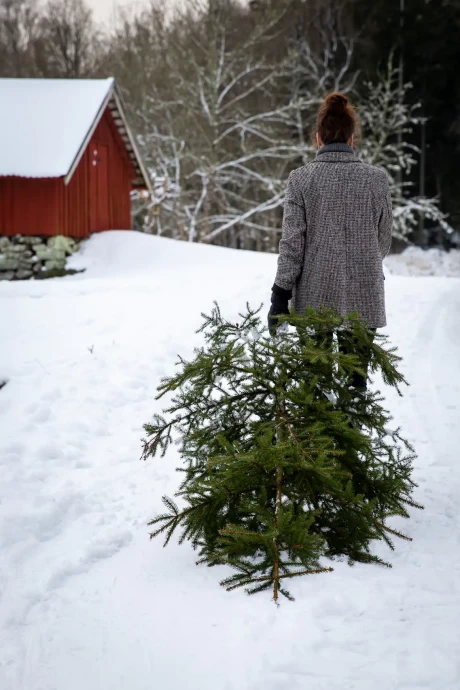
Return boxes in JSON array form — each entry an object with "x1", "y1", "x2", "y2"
[{"x1": 0, "y1": 107, "x2": 137, "y2": 238}]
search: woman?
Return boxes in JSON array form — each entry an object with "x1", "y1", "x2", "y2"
[{"x1": 268, "y1": 92, "x2": 393, "y2": 389}]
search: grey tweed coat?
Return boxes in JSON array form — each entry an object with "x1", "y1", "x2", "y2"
[{"x1": 273, "y1": 143, "x2": 393, "y2": 328}]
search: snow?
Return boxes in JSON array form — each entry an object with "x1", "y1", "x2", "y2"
[
  {"x1": 0, "y1": 78, "x2": 113, "y2": 178},
  {"x1": 1, "y1": 231, "x2": 460, "y2": 690},
  {"x1": 385, "y1": 246, "x2": 460, "y2": 277}
]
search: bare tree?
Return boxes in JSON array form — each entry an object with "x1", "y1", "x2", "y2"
[
  {"x1": 0, "y1": 0, "x2": 41, "y2": 76},
  {"x1": 358, "y1": 53, "x2": 453, "y2": 241},
  {"x1": 38, "y1": 0, "x2": 102, "y2": 77},
  {"x1": 0, "y1": 0, "x2": 104, "y2": 78},
  {"x1": 111, "y1": 0, "x2": 359, "y2": 250}
]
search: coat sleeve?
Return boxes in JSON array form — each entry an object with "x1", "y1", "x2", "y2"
[
  {"x1": 377, "y1": 172, "x2": 393, "y2": 259},
  {"x1": 274, "y1": 171, "x2": 307, "y2": 292}
]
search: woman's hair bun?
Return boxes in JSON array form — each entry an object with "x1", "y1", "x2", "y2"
[
  {"x1": 324, "y1": 92, "x2": 348, "y2": 115},
  {"x1": 314, "y1": 91, "x2": 357, "y2": 145}
]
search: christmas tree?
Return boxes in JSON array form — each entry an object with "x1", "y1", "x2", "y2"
[{"x1": 141, "y1": 302, "x2": 423, "y2": 602}]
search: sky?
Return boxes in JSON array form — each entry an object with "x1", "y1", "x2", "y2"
[
  {"x1": 88, "y1": 0, "x2": 153, "y2": 25},
  {"x1": 88, "y1": 0, "x2": 240, "y2": 26}
]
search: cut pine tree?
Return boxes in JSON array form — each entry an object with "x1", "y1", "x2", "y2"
[{"x1": 141, "y1": 302, "x2": 423, "y2": 602}]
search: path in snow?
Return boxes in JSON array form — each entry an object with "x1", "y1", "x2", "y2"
[{"x1": 1, "y1": 232, "x2": 459, "y2": 690}]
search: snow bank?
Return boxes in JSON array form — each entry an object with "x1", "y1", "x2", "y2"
[
  {"x1": 385, "y1": 246, "x2": 460, "y2": 277},
  {"x1": 67, "y1": 229, "x2": 258, "y2": 278},
  {"x1": 1, "y1": 231, "x2": 460, "y2": 690}
]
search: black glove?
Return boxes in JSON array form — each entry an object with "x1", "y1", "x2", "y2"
[{"x1": 267, "y1": 283, "x2": 292, "y2": 336}]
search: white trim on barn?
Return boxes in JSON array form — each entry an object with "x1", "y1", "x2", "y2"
[
  {"x1": 64, "y1": 81, "x2": 152, "y2": 192},
  {"x1": 110, "y1": 86, "x2": 151, "y2": 191},
  {"x1": 63, "y1": 80, "x2": 115, "y2": 187}
]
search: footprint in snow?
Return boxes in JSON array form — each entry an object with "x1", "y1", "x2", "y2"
[{"x1": 46, "y1": 530, "x2": 132, "y2": 591}]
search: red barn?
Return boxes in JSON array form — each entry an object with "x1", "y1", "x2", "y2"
[{"x1": 0, "y1": 78, "x2": 151, "y2": 238}]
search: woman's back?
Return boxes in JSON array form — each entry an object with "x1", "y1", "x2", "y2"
[{"x1": 275, "y1": 142, "x2": 392, "y2": 328}]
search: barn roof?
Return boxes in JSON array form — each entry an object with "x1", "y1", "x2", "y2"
[{"x1": 0, "y1": 77, "x2": 151, "y2": 190}]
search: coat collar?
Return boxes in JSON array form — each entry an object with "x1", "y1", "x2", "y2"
[{"x1": 315, "y1": 142, "x2": 361, "y2": 163}]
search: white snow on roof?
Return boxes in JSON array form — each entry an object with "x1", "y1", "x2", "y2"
[{"x1": 0, "y1": 78, "x2": 114, "y2": 178}]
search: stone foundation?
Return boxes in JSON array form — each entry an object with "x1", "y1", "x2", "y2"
[{"x1": 0, "y1": 235, "x2": 81, "y2": 280}]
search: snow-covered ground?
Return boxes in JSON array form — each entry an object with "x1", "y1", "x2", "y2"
[
  {"x1": 1, "y1": 231, "x2": 460, "y2": 690},
  {"x1": 385, "y1": 246, "x2": 460, "y2": 277}
]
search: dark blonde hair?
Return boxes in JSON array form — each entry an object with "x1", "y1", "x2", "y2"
[{"x1": 314, "y1": 92, "x2": 358, "y2": 145}]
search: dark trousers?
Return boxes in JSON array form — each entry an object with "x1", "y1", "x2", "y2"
[{"x1": 314, "y1": 329, "x2": 376, "y2": 391}]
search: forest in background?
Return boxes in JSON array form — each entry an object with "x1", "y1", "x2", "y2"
[{"x1": 1, "y1": 0, "x2": 459, "y2": 253}]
